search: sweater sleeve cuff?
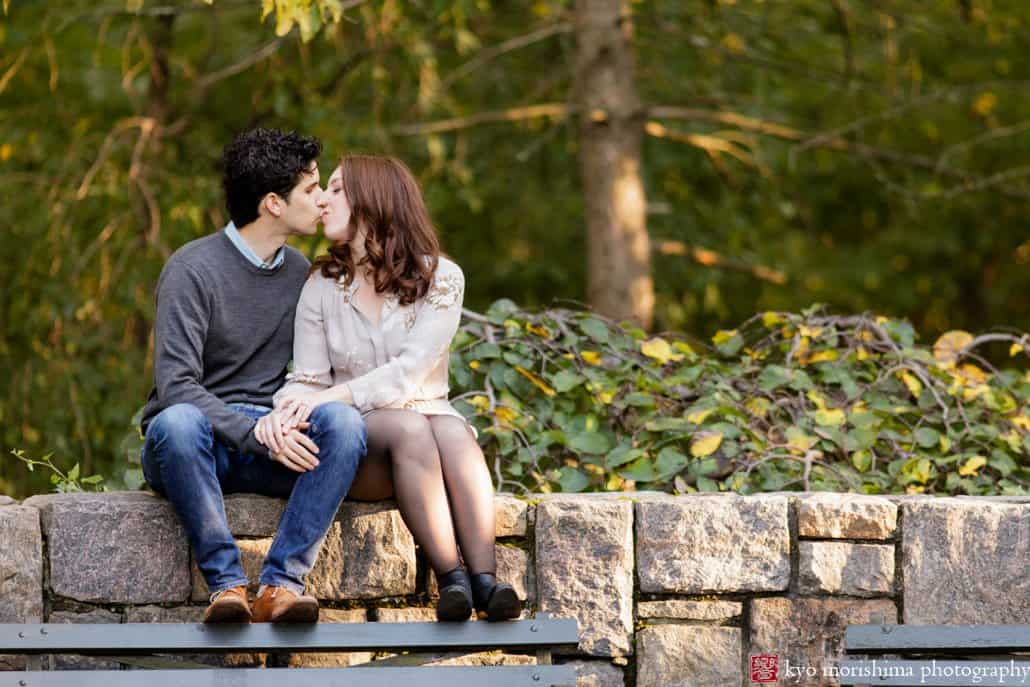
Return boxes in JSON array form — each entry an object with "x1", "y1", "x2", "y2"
[{"x1": 242, "y1": 429, "x2": 270, "y2": 459}]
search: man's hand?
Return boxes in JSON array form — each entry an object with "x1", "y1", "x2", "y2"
[
  {"x1": 270, "y1": 427, "x2": 321, "y2": 473},
  {"x1": 254, "y1": 412, "x2": 287, "y2": 455},
  {"x1": 254, "y1": 412, "x2": 320, "y2": 472}
]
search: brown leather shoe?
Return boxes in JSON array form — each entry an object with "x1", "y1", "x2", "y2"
[
  {"x1": 202, "y1": 585, "x2": 251, "y2": 624},
  {"x1": 252, "y1": 585, "x2": 319, "y2": 623}
]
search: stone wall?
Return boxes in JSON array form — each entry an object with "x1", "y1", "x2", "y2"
[{"x1": 2, "y1": 490, "x2": 1029, "y2": 685}]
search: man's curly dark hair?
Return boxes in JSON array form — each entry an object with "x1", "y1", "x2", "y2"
[{"x1": 221, "y1": 128, "x2": 322, "y2": 227}]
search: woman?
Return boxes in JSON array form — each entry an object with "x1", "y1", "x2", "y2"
[{"x1": 268, "y1": 155, "x2": 520, "y2": 622}]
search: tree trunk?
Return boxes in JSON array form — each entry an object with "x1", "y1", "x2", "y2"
[{"x1": 574, "y1": 0, "x2": 653, "y2": 329}]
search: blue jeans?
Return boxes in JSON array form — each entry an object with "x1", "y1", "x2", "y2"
[{"x1": 141, "y1": 401, "x2": 367, "y2": 596}]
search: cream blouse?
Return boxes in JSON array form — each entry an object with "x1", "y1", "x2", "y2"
[{"x1": 273, "y1": 256, "x2": 467, "y2": 421}]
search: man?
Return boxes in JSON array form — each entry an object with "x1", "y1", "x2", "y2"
[{"x1": 140, "y1": 128, "x2": 366, "y2": 624}]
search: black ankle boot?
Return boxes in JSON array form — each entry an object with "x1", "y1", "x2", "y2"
[
  {"x1": 435, "y1": 567, "x2": 473, "y2": 622},
  {"x1": 470, "y1": 572, "x2": 521, "y2": 622}
]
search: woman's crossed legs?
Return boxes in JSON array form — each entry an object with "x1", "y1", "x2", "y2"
[{"x1": 345, "y1": 409, "x2": 496, "y2": 577}]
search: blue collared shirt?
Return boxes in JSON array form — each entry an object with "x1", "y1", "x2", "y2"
[{"x1": 224, "y1": 221, "x2": 285, "y2": 270}]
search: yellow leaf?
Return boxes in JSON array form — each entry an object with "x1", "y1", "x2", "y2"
[
  {"x1": 1010, "y1": 343, "x2": 1024, "y2": 357},
  {"x1": 581, "y1": 351, "x2": 603, "y2": 366},
  {"x1": 786, "y1": 428, "x2": 817, "y2": 452},
  {"x1": 1012, "y1": 416, "x2": 1030, "y2": 432},
  {"x1": 673, "y1": 341, "x2": 695, "y2": 356},
  {"x1": 261, "y1": 0, "x2": 275, "y2": 21},
  {"x1": 745, "y1": 398, "x2": 771, "y2": 418},
  {"x1": 640, "y1": 337, "x2": 684, "y2": 364},
  {"x1": 806, "y1": 390, "x2": 828, "y2": 410},
  {"x1": 468, "y1": 360, "x2": 480, "y2": 370},
  {"x1": 0, "y1": 143, "x2": 11, "y2": 161},
  {"x1": 721, "y1": 32, "x2": 745, "y2": 54},
  {"x1": 515, "y1": 366, "x2": 556, "y2": 397},
  {"x1": 687, "y1": 408, "x2": 716, "y2": 424},
  {"x1": 762, "y1": 311, "x2": 784, "y2": 328},
  {"x1": 806, "y1": 350, "x2": 839, "y2": 364},
  {"x1": 597, "y1": 389, "x2": 616, "y2": 405},
  {"x1": 958, "y1": 455, "x2": 987, "y2": 476},
  {"x1": 503, "y1": 319, "x2": 522, "y2": 331},
  {"x1": 906, "y1": 485, "x2": 926, "y2": 494},
  {"x1": 712, "y1": 329, "x2": 738, "y2": 345},
  {"x1": 939, "y1": 436, "x2": 952, "y2": 453},
  {"x1": 814, "y1": 409, "x2": 846, "y2": 427},
  {"x1": 859, "y1": 330, "x2": 876, "y2": 343},
  {"x1": 933, "y1": 330, "x2": 973, "y2": 367},
  {"x1": 469, "y1": 395, "x2": 490, "y2": 412},
  {"x1": 899, "y1": 371, "x2": 922, "y2": 398},
  {"x1": 799, "y1": 325, "x2": 823, "y2": 338},
  {"x1": 495, "y1": 406, "x2": 518, "y2": 427},
  {"x1": 525, "y1": 322, "x2": 551, "y2": 338},
  {"x1": 972, "y1": 91, "x2": 998, "y2": 117},
  {"x1": 690, "y1": 431, "x2": 723, "y2": 457}
]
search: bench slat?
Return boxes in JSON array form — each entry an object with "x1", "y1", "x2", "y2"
[
  {"x1": 0, "y1": 619, "x2": 578, "y2": 655},
  {"x1": 0, "y1": 665, "x2": 578, "y2": 687},
  {"x1": 836, "y1": 659, "x2": 1030, "y2": 686},
  {"x1": 846, "y1": 625, "x2": 1030, "y2": 653}
]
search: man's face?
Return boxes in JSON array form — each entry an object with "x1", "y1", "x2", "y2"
[{"x1": 278, "y1": 162, "x2": 326, "y2": 236}]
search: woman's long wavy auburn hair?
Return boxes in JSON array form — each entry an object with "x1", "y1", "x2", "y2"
[{"x1": 312, "y1": 155, "x2": 440, "y2": 306}]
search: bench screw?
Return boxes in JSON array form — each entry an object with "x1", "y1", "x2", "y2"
[
  {"x1": 532, "y1": 674, "x2": 541, "y2": 681},
  {"x1": 40, "y1": 628, "x2": 47, "y2": 635},
  {"x1": 530, "y1": 625, "x2": 538, "y2": 632},
  {"x1": 19, "y1": 680, "x2": 27, "y2": 686},
  {"x1": 17, "y1": 632, "x2": 24, "y2": 638}
]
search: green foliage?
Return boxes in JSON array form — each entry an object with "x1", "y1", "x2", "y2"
[
  {"x1": 10, "y1": 449, "x2": 108, "y2": 493},
  {"x1": 452, "y1": 303, "x2": 1030, "y2": 495}
]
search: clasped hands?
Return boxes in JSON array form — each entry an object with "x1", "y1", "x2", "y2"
[{"x1": 253, "y1": 391, "x2": 333, "y2": 473}]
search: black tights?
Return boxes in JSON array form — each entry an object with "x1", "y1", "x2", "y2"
[{"x1": 346, "y1": 409, "x2": 496, "y2": 576}]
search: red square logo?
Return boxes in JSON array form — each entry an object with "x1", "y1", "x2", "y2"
[{"x1": 749, "y1": 654, "x2": 779, "y2": 683}]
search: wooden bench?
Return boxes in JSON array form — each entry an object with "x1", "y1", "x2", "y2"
[
  {"x1": 839, "y1": 624, "x2": 1030, "y2": 686},
  {"x1": 0, "y1": 615, "x2": 579, "y2": 686}
]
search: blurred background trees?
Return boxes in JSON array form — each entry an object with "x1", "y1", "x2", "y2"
[{"x1": 2, "y1": 0, "x2": 1027, "y2": 496}]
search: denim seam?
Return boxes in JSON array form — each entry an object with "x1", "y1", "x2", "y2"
[{"x1": 208, "y1": 578, "x2": 250, "y2": 595}]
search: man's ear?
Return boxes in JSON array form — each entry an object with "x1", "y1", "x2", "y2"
[{"x1": 261, "y1": 192, "x2": 284, "y2": 218}]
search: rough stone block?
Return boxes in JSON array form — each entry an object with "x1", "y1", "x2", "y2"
[
  {"x1": 636, "y1": 625, "x2": 741, "y2": 687},
  {"x1": 0, "y1": 506, "x2": 43, "y2": 622},
  {"x1": 494, "y1": 495, "x2": 529, "y2": 537},
  {"x1": 49, "y1": 609, "x2": 121, "y2": 671},
  {"x1": 376, "y1": 607, "x2": 439, "y2": 623},
  {"x1": 637, "y1": 599, "x2": 742, "y2": 620},
  {"x1": 125, "y1": 606, "x2": 264, "y2": 667},
  {"x1": 564, "y1": 660, "x2": 625, "y2": 687},
  {"x1": 797, "y1": 493, "x2": 897, "y2": 539},
  {"x1": 798, "y1": 542, "x2": 894, "y2": 596},
  {"x1": 750, "y1": 597, "x2": 897, "y2": 686},
  {"x1": 0, "y1": 506, "x2": 42, "y2": 670},
  {"x1": 306, "y1": 501, "x2": 416, "y2": 599},
  {"x1": 285, "y1": 608, "x2": 371, "y2": 667},
  {"x1": 223, "y1": 494, "x2": 286, "y2": 536},
  {"x1": 536, "y1": 496, "x2": 634, "y2": 657},
  {"x1": 191, "y1": 538, "x2": 272, "y2": 602},
  {"x1": 0, "y1": 495, "x2": 17, "y2": 506},
  {"x1": 903, "y1": 498, "x2": 1030, "y2": 623},
  {"x1": 636, "y1": 493, "x2": 790, "y2": 593},
  {"x1": 25, "y1": 492, "x2": 190, "y2": 604}
]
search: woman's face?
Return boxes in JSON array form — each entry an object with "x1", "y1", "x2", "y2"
[{"x1": 322, "y1": 166, "x2": 353, "y2": 243}]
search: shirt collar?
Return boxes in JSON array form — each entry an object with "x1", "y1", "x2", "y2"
[{"x1": 224, "y1": 221, "x2": 285, "y2": 270}]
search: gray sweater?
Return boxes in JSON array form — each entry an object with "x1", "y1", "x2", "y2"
[{"x1": 140, "y1": 230, "x2": 310, "y2": 457}]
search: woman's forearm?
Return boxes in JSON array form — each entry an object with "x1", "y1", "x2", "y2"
[{"x1": 319, "y1": 382, "x2": 355, "y2": 406}]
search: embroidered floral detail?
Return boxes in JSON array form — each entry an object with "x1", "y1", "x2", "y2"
[
  {"x1": 404, "y1": 308, "x2": 417, "y2": 331},
  {"x1": 426, "y1": 273, "x2": 463, "y2": 310},
  {"x1": 286, "y1": 372, "x2": 325, "y2": 385}
]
